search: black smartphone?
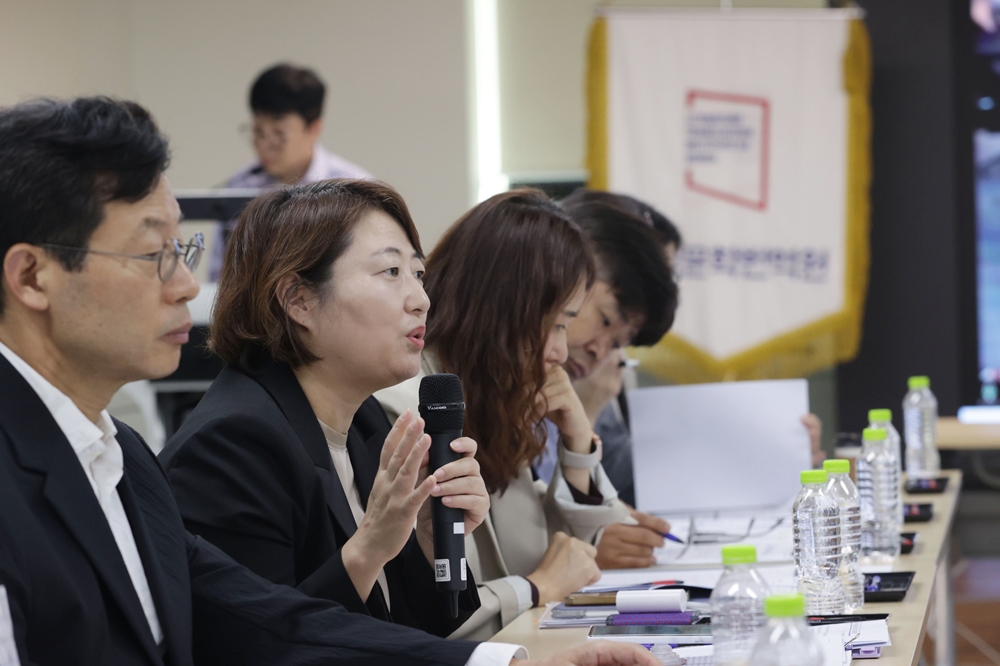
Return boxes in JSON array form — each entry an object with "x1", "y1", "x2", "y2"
[{"x1": 904, "y1": 477, "x2": 949, "y2": 494}]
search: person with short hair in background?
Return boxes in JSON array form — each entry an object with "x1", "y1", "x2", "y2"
[
  {"x1": 554, "y1": 190, "x2": 825, "y2": 538},
  {"x1": 227, "y1": 63, "x2": 371, "y2": 188}
]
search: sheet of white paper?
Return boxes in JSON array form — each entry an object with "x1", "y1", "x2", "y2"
[
  {"x1": 584, "y1": 562, "x2": 797, "y2": 596},
  {"x1": 0, "y1": 587, "x2": 20, "y2": 666},
  {"x1": 584, "y1": 567, "x2": 726, "y2": 592},
  {"x1": 853, "y1": 620, "x2": 891, "y2": 647},
  {"x1": 673, "y1": 645, "x2": 714, "y2": 665},
  {"x1": 815, "y1": 634, "x2": 853, "y2": 666},
  {"x1": 629, "y1": 379, "x2": 811, "y2": 514},
  {"x1": 654, "y1": 515, "x2": 795, "y2": 566}
]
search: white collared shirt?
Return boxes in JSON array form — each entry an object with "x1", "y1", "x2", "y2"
[
  {"x1": 225, "y1": 144, "x2": 372, "y2": 189},
  {"x1": 0, "y1": 341, "x2": 163, "y2": 645}
]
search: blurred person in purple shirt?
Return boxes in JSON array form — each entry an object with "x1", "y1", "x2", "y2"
[{"x1": 227, "y1": 63, "x2": 371, "y2": 188}]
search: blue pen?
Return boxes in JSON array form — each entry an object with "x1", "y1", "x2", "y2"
[{"x1": 663, "y1": 532, "x2": 685, "y2": 544}]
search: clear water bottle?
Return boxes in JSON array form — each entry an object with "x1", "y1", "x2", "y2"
[
  {"x1": 792, "y1": 470, "x2": 845, "y2": 614},
  {"x1": 823, "y1": 459, "x2": 864, "y2": 611},
  {"x1": 869, "y1": 408, "x2": 904, "y2": 524},
  {"x1": 902, "y1": 376, "x2": 941, "y2": 478},
  {"x1": 710, "y1": 544, "x2": 771, "y2": 665},
  {"x1": 857, "y1": 427, "x2": 901, "y2": 561},
  {"x1": 749, "y1": 594, "x2": 823, "y2": 666}
]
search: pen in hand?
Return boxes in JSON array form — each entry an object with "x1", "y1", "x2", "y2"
[{"x1": 663, "y1": 533, "x2": 685, "y2": 545}]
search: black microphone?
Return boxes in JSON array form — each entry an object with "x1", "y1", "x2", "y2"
[{"x1": 418, "y1": 373, "x2": 467, "y2": 618}]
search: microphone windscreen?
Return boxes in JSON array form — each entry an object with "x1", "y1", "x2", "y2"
[
  {"x1": 419, "y1": 373, "x2": 464, "y2": 404},
  {"x1": 419, "y1": 374, "x2": 465, "y2": 432}
]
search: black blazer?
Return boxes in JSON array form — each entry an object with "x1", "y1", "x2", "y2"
[
  {"x1": 0, "y1": 353, "x2": 478, "y2": 666},
  {"x1": 159, "y1": 357, "x2": 479, "y2": 636}
]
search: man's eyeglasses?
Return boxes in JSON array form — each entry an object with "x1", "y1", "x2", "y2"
[
  {"x1": 239, "y1": 122, "x2": 289, "y2": 148},
  {"x1": 41, "y1": 233, "x2": 205, "y2": 283}
]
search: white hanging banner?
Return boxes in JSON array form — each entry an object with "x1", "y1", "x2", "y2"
[{"x1": 587, "y1": 9, "x2": 871, "y2": 381}]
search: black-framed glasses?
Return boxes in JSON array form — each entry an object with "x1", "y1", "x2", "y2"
[{"x1": 41, "y1": 232, "x2": 204, "y2": 283}]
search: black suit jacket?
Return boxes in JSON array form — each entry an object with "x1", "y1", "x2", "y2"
[
  {"x1": 159, "y1": 357, "x2": 478, "y2": 636},
  {"x1": 0, "y1": 353, "x2": 478, "y2": 666}
]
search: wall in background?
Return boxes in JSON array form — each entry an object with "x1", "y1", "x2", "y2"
[
  {"x1": 497, "y1": 0, "x2": 826, "y2": 177},
  {"x1": 0, "y1": 0, "x2": 471, "y2": 249}
]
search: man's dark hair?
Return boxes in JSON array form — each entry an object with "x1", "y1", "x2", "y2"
[
  {"x1": 0, "y1": 97, "x2": 170, "y2": 314},
  {"x1": 613, "y1": 193, "x2": 683, "y2": 249},
  {"x1": 560, "y1": 189, "x2": 679, "y2": 347},
  {"x1": 250, "y1": 64, "x2": 325, "y2": 124}
]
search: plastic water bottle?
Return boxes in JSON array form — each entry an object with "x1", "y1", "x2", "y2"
[
  {"x1": 902, "y1": 376, "x2": 941, "y2": 478},
  {"x1": 823, "y1": 459, "x2": 864, "y2": 611},
  {"x1": 857, "y1": 427, "x2": 901, "y2": 561},
  {"x1": 749, "y1": 594, "x2": 823, "y2": 666},
  {"x1": 792, "y1": 470, "x2": 845, "y2": 614},
  {"x1": 869, "y1": 408, "x2": 904, "y2": 524},
  {"x1": 710, "y1": 544, "x2": 771, "y2": 665}
]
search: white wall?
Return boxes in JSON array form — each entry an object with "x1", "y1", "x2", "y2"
[
  {"x1": 497, "y1": 0, "x2": 827, "y2": 176},
  {"x1": 0, "y1": 0, "x2": 471, "y2": 248},
  {"x1": 1, "y1": 0, "x2": 834, "y2": 240}
]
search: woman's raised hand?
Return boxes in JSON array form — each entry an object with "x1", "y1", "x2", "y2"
[{"x1": 341, "y1": 409, "x2": 436, "y2": 600}]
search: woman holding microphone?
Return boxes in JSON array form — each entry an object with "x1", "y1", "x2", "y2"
[
  {"x1": 376, "y1": 189, "x2": 631, "y2": 640},
  {"x1": 159, "y1": 179, "x2": 489, "y2": 636}
]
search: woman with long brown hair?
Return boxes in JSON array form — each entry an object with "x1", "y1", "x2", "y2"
[{"x1": 377, "y1": 189, "x2": 630, "y2": 640}]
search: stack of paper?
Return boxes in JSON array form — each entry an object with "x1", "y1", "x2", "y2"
[{"x1": 810, "y1": 620, "x2": 891, "y2": 664}]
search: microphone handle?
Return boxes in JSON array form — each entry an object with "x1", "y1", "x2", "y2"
[{"x1": 428, "y1": 430, "x2": 467, "y2": 606}]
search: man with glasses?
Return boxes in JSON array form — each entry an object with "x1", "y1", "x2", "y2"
[
  {"x1": 0, "y1": 96, "x2": 656, "y2": 666},
  {"x1": 226, "y1": 63, "x2": 371, "y2": 189}
]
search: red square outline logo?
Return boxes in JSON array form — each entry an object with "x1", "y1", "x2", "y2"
[{"x1": 684, "y1": 90, "x2": 771, "y2": 212}]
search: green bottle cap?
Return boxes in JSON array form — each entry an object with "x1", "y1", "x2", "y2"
[
  {"x1": 868, "y1": 408, "x2": 892, "y2": 422},
  {"x1": 801, "y1": 470, "x2": 828, "y2": 484},
  {"x1": 863, "y1": 427, "x2": 887, "y2": 441},
  {"x1": 908, "y1": 376, "x2": 930, "y2": 390},
  {"x1": 764, "y1": 594, "x2": 806, "y2": 618},
  {"x1": 823, "y1": 459, "x2": 850, "y2": 474},
  {"x1": 721, "y1": 544, "x2": 758, "y2": 565}
]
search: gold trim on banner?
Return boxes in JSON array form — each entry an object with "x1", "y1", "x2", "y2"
[
  {"x1": 586, "y1": 17, "x2": 608, "y2": 191},
  {"x1": 585, "y1": 17, "x2": 872, "y2": 382}
]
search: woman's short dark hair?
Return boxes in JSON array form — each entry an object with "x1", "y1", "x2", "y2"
[
  {"x1": 0, "y1": 97, "x2": 170, "y2": 314},
  {"x1": 560, "y1": 189, "x2": 679, "y2": 347},
  {"x1": 425, "y1": 189, "x2": 596, "y2": 494},
  {"x1": 250, "y1": 63, "x2": 325, "y2": 124},
  {"x1": 210, "y1": 179, "x2": 421, "y2": 371}
]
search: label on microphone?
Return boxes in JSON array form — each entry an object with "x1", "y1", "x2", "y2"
[
  {"x1": 435, "y1": 559, "x2": 451, "y2": 582},
  {"x1": 461, "y1": 558, "x2": 467, "y2": 581},
  {"x1": 453, "y1": 522, "x2": 464, "y2": 535}
]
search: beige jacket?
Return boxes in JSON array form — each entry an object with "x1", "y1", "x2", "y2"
[{"x1": 374, "y1": 354, "x2": 630, "y2": 640}]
